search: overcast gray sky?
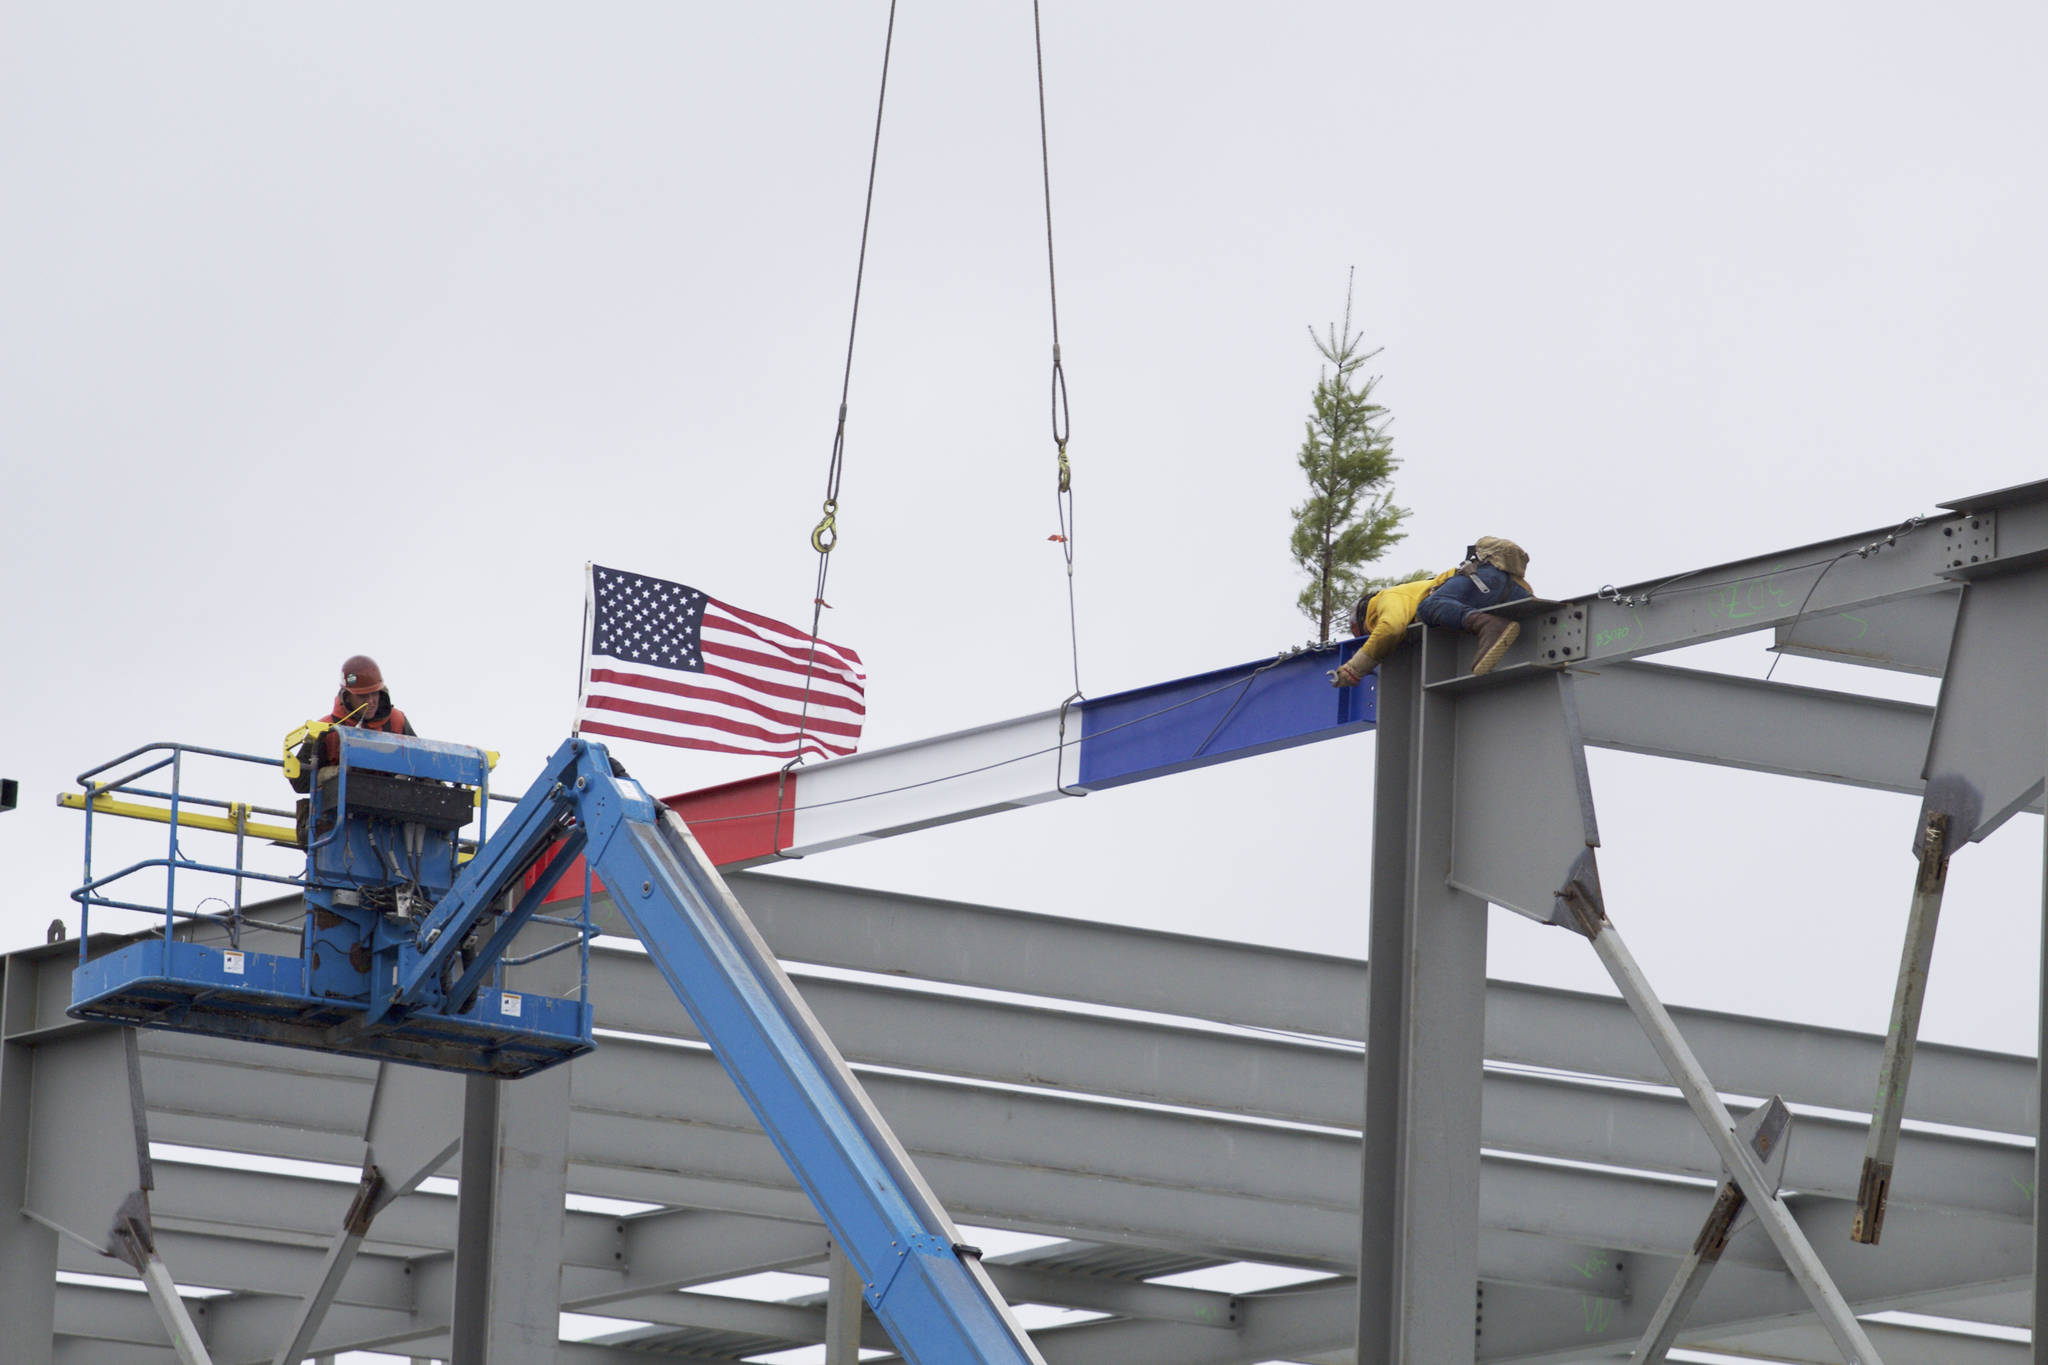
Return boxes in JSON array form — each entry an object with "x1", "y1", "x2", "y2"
[{"x1": 4, "y1": 3, "x2": 2043, "y2": 1055}]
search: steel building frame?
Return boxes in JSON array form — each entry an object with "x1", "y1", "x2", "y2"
[{"x1": 4, "y1": 477, "x2": 2044, "y2": 1363}]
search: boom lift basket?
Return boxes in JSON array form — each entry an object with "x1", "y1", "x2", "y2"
[{"x1": 65, "y1": 733, "x2": 597, "y2": 1077}]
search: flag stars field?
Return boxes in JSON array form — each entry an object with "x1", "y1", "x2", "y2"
[{"x1": 579, "y1": 564, "x2": 865, "y2": 761}]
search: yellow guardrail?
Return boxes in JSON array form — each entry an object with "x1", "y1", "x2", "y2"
[{"x1": 58, "y1": 792, "x2": 298, "y2": 844}]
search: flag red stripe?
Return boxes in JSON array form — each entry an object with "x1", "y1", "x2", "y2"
[
  {"x1": 699, "y1": 659, "x2": 864, "y2": 713},
  {"x1": 588, "y1": 668, "x2": 864, "y2": 731},
  {"x1": 710, "y1": 597, "x2": 865, "y2": 665},
  {"x1": 699, "y1": 632, "x2": 867, "y2": 692},
  {"x1": 586, "y1": 695, "x2": 859, "y2": 753}
]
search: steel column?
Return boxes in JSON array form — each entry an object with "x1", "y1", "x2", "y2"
[
  {"x1": 0, "y1": 960, "x2": 57, "y2": 1365},
  {"x1": 450, "y1": 1065, "x2": 571, "y2": 1365},
  {"x1": 2038, "y1": 708, "x2": 2048, "y2": 1365},
  {"x1": 1359, "y1": 630, "x2": 1489, "y2": 1362},
  {"x1": 824, "y1": 1241, "x2": 863, "y2": 1365}
]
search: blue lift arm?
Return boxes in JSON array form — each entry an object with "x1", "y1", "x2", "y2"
[{"x1": 393, "y1": 736, "x2": 1048, "y2": 1365}]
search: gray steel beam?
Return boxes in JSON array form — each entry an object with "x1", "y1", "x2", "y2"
[
  {"x1": 1700, "y1": 1320, "x2": 2027, "y2": 1365},
  {"x1": 140, "y1": 1160, "x2": 619, "y2": 1269},
  {"x1": 92, "y1": 891, "x2": 2044, "y2": 1144},
  {"x1": 141, "y1": 978, "x2": 2032, "y2": 1190},
  {"x1": 1771, "y1": 587, "x2": 1962, "y2": 676},
  {"x1": 1, "y1": 958, "x2": 58, "y2": 1365},
  {"x1": 1576, "y1": 660, "x2": 1939, "y2": 796},
  {"x1": 1461, "y1": 490, "x2": 2048, "y2": 680},
  {"x1": 130, "y1": 1027, "x2": 2030, "y2": 1276},
  {"x1": 560, "y1": 1207, "x2": 823, "y2": 1306},
  {"x1": 168, "y1": 1132, "x2": 2029, "y2": 1364},
  {"x1": 1360, "y1": 630, "x2": 1489, "y2": 1363},
  {"x1": 450, "y1": 1066, "x2": 571, "y2": 1365},
  {"x1": 724, "y1": 872, "x2": 1367, "y2": 1040},
  {"x1": 1034, "y1": 1280, "x2": 1357, "y2": 1365},
  {"x1": 1482, "y1": 983, "x2": 2033, "y2": 1138},
  {"x1": 54, "y1": 1281, "x2": 189, "y2": 1345},
  {"x1": 593, "y1": 1284, "x2": 886, "y2": 1348},
  {"x1": 980, "y1": 1263, "x2": 1240, "y2": 1328},
  {"x1": 57, "y1": 1230, "x2": 412, "y2": 1310},
  {"x1": 202, "y1": 1292, "x2": 424, "y2": 1365},
  {"x1": 54, "y1": 1338, "x2": 179, "y2": 1365},
  {"x1": 1477, "y1": 1193, "x2": 2029, "y2": 1362},
  {"x1": 132, "y1": 1099, "x2": 1864, "y2": 1286},
  {"x1": 1918, "y1": 1285, "x2": 2029, "y2": 1329},
  {"x1": 1478, "y1": 1069, "x2": 2029, "y2": 1224}
]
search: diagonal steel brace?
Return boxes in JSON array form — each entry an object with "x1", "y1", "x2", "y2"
[
  {"x1": 1558, "y1": 870, "x2": 1884, "y2": 1365},
  {"x1": 1631, "y1": 1096, "x2": 1793, "y2": 1363},
  {"x1": 1851, "y1": 810, "x2": 1952, "y2": 1243}
]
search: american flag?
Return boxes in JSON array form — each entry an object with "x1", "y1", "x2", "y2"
[{"x1": 578, "y1": 564, "x2": 865, "y2": 760}]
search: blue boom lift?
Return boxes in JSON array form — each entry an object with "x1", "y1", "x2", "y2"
[{"x1": 66, "y1": 725, "x2": 1049, "y2": 1365}]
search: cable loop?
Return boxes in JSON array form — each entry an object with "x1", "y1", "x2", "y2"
[{"x1": 1050, "y1": 351, "x2": 1070, "y2": 450}]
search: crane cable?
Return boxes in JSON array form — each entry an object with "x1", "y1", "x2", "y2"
[
  {"x1": 790, "y1": 0, "x2": 899, "y2": 775},
  {"x1": 1033, "y1": 0, "x2": 1090, "y2": 796},
  {"x1": 1034, "y1": 0, "x2": 1080, "y2": 700}
]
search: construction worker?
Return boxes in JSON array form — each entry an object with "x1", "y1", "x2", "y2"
[
  {"x1": 326, "y1": 654, "x2": 416, "y2": 740},
  {"x1": 288, "y1": 655, "x2": 415, "y2": 806},
  {"x1": 1331, "y1": 537, "x2": 1533, "y2": 685}
]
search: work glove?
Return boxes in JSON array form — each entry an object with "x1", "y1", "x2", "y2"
[{"x1": 1330, "y1": 661, "x2": 1368, "y2": 687}]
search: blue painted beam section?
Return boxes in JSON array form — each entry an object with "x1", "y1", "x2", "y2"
[{"x1": 1075, "y1": 644, "x2": 1377, "y2": 791}]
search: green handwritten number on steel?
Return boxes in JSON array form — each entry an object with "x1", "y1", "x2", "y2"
[
  {"x1": 1594, "y1": 626, "x2": 1631, "y2": 649},
  {"x1": 1583, "y1": 1296, "x2": 1616, "y2": 1333},
  {"x1": 1714, "y1": 577, "x2": 1792, "y2": 623},
  {"x1": 2014, "y1": 1175, "x2": 2037, "y2": 1200},
  {"x1": 1841, "y1": 612, "x2": 1871, "y2": 639},
  {"x1": 1571, "y1": 1253, "x2": 1608, "y2": 1279}
]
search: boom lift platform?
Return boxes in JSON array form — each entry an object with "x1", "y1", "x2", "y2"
[
  {"x1": 68, "y1": 726, "x2": 596, "y2": 1076},
  {"x1": 63, "y1": 726, "x2": 1049, "y2": 1365}
]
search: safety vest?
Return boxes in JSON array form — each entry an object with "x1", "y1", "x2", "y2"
[{"x1": 317, "y1": 696, "x2": 410, "y2": 765}]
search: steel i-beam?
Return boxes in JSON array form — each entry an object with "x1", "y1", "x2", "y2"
[{"x1": 1853, "y1": 811, "x2": 1953, "y2": 1244}]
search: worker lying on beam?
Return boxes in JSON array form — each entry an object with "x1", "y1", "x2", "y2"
[{"x1": 1331, "y1": 536, "x2": 1533, "y2": 685}]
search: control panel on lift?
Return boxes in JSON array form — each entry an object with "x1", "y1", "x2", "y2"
[{"x1": 66, "y1": 726, "x2": 597, "y2": 1077}]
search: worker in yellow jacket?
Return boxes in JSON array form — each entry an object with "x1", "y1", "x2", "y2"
[{"x1": 1332, "y1": 537, "x2": 1533, "y2": 685}]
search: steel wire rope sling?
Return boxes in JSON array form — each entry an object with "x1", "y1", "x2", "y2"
[
  {"x1": 1033, "y1": 0, "x2": 1090, "y2": 797},
  {"x1": 779, "y1": 0, "x2": 901, "y2": 854}
]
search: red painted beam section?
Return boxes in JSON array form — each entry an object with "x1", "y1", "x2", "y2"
[{"x1": 534, "y1": 769, "x2": 796, "y2": 903}]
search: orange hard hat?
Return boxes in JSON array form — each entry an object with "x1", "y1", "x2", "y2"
[{"x1": 338, "y1": 655, "x2": 385, "y2": 696}]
